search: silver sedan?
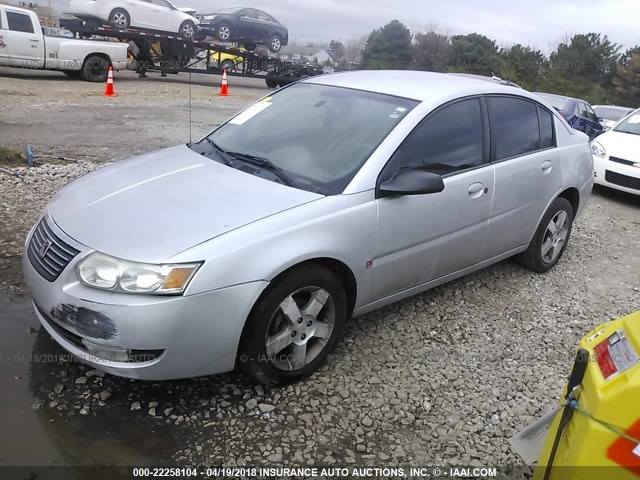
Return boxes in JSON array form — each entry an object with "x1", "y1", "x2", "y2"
[{"x1": 24, "y1": 71, "x2": 593, "y2": 385}]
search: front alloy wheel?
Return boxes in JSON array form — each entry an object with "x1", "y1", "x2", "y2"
[
  {"x1": 240, "y1": 264, "x2": 346, "y2": 386},
  {"x1": 266, "y1": 287, "x2": 335, "y2": 371},
  {"x1": 180, "y1": 21, "x2": 195, "y2": 39}
]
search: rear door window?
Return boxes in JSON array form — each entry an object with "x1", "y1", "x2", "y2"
[{"x1": 488, "y1": 96, "x2": 541, "y2": 160}]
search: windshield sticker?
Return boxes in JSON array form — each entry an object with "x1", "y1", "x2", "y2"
[
  {"x1": 261, "y1": 97, "x2": 272, "y2": 103},
  {"x1": 389, "y1": 106, "x2": 408, "y2": 119},
  {"x1": 229, "y1": 102, "x2": 272, "y2": 125},
  {"x1": 627, "y1": 115, "x2": 640, "y2": 124}
]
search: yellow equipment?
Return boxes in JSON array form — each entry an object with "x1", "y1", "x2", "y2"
[{"x1": 535, "y1": 310, "x2": 640, "y2": 480}]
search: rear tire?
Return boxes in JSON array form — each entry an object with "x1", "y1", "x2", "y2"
[
  {"x1": 220, "y1": 59, "x2": 234, "y2": 72},
  {"x1": 517, "y1": 197, "x2": 574, "y2": 273},
  {"x1": 109, "y1": 8, "x2": 130, "y2": 29},
  {"x1": 216, "y1": 23, "x2": 231, "y2": 41},
  {"x1": 265, "y1": 73, "x2": 278, "y2": 88},
  {"x1": 267, "y1": 34, "x2": 282, "y2": 53},
  {"x1": 81, "y1": 55, "x2": 109, "y2": 82},
  {"x1": 239, "y1": 264, "x2": 347, "y2": 386}
]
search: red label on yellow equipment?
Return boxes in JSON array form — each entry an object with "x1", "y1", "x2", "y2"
[
  {"x1": 594, "y1": 329, "x2": 639, "y2": 381},
  {"x1": 607, "y1": 418, "x2": 640, "y2": 475}
]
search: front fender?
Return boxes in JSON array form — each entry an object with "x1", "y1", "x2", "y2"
[{"x1": 174, "y1": 191, "x2": 377, "y2": 310}]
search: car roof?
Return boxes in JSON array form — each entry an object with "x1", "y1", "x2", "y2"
[
  {"x1": 534, "y1": 92, "x2": 582, "y2": 103},
  {"x1": 304, "y1": 70, "x2": 537, "y2": 103}
]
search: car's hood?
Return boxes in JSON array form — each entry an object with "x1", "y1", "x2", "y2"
[
  {"x1": 49, "y1": 145, "x2": 323, "y2": 263},
  {"x1": 597, "y1": 131, "x2": 640, "y2": 161}
]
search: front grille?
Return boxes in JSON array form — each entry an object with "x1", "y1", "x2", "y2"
[
  {"x1": 27, "y1": 218, "x2": 80, "y2": 282},
  {"x1": 605, "y1": 170, "x2": 640, "y2": 191},
  {"x1": 609, "y1": 156, "x2": 637, "y2": 167}
]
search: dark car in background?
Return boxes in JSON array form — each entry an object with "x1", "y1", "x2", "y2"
[
  {"x1": 195, "y1": 7, "x2": 288, "y2": 53},
  {"x1": 534, "y1": 92, "x2": 603, "y2": 139}
]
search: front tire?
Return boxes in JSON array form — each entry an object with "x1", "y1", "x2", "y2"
[
  {"x1": 179, "y1": 20, "x2": 195, "y2": 39},
  {"x1": 109, "y1": 8, "x2": 130, "y2": 29},
  {"x1": 240, "y1": 264, "x2": 347, "y2": 386},
  {"x1": 518, "y1": 197, "x2": 574, "y2": 273},
  {"x1": 81, "y1": 55, "x2": 109, "y2": 82}
]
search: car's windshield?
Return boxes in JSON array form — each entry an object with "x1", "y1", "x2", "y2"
[
  {"x1": 194, "y1": 83, "x2": 418, "y2": 195},
  {"x1": 594, "y1": 106, "x2": 632, "y2": 121},
  {"x1": 535, "y1": 93, "x2": 569, "y2": 111},
  {"x1": 613, "y1": 110, "x2": 640, "y2": 135}
]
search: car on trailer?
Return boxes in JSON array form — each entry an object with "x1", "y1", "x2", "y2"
[
  {"x1": 195, "y1": 7, "x2": 288, "y2": 53},
  {"x1": 69, "y1": 0, "x2": 199, "y2": 39}
]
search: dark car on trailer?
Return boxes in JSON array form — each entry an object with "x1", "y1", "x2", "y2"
[
  {"x1": 195, "y1": 7, "x2": 288, "y2": 53},
  {"x1": 534, "y1": 92, "x2": 603, "y2": 140}
]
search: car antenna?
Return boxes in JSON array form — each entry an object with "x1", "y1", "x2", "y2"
[{"x1": 188, "y1": 71, "x2": 193, "y2": 144}]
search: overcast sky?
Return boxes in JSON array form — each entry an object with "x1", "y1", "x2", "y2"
[
  {"x1": 173, "y1": 0, "x2": 640, "y2": 51},
  {"x1": 47, "y1": 0, "x2": 640, "y2": 51}
]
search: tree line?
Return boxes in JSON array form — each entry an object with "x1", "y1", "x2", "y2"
[{"x1": 327, "y1": 20, "x2": 640, "y2": 107}]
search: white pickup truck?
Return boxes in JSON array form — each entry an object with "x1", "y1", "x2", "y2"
[{"x1": 0, "y1": 4, "x2": 128, "y2": 82}]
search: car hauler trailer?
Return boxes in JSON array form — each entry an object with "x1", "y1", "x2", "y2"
[{"x1": 59, "y1": 18, "x2": 323, "y2": 88}]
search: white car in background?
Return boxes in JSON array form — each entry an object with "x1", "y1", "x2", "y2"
[
  {"x1": 69, "y1": 0, "x2": 199, "y2": 38},
  {"x1": 592, "y1": 105, "x2": 635, "y2": 131},
  {"x1": 591, "y1": 108, "x2": 640, "y2": 195}
]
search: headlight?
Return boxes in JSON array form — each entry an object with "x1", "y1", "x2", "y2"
[
  {"x1": 203, "y1": 15, "x2": 216, "y2": 20},
  {"x1": 591, "y1": 141, "x2": 606, "y2": 158},
  {"x1": 77, "y1": 252, "x2": 201, "y2": 295}
]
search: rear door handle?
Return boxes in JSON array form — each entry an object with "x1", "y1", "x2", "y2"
[
  {"x1": 542, "y1": 160, "x2": 552, "y2": 173},
  {"x1": 468, "y1": 182, "x2": 485, "y2": 198},
  {"x1": 29, "y1": 38, "x2": 40, "y2": 42}
]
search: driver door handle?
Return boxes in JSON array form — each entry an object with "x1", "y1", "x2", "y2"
[{"x1": 468, "y1": 182, "x2": 485, "y2": 199}]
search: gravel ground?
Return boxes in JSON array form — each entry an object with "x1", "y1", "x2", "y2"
[{"x1": 1, "y1": 69, "x2": 639, "y2": 472}]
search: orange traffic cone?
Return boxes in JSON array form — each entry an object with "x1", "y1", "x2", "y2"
[
  {"x1": 103, "y1": 67, "x2": 117, "y2": 97},
  {"x1": 218, "y1": 69, "x2": 229, "y2": 96}
]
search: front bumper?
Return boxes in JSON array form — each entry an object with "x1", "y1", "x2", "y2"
[
  {"x1": 593, "y1": 155, "x2": 640, "y2": 195},
  {"x1": 23, "y1": 219, "x2": 268, "y2": 380}
]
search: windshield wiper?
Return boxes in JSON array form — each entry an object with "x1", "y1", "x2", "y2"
[
  {"x1": 204, "y1": 137, "x2": 232, "y2": 165},
  {"x1": 225, "y1": 151, "x2": 295, "y2": 187}
]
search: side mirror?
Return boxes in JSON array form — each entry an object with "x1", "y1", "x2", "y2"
[
  {"x1": 378, "y1": 169, "x2": 444, "y2": 197},
  {"x1": 597, "y1": 117, "x2": 604, "y2": 122}
]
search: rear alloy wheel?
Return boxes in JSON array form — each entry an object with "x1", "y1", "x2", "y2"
[
  {"x1": 268, "y1": 35, "x2": 282, "y2": 53},
  {"x1": 216, "y1": 23, "x2": 231, "y2": 41},
  {"x1": 81, "y1": 55, "x2": 109, "y2": 82},
  {"x1": 240, "y1": 264, "x2": 346, "y2": 386},
  {"x1": 109, "y1": 8, "x2": 130, "y2": 29},
  {"x1": 179, "y1": 20, "x2": 195, "y2": 39},
  {"x1": 517, "y1": 197, "x2": 574, "y2": 273}
]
